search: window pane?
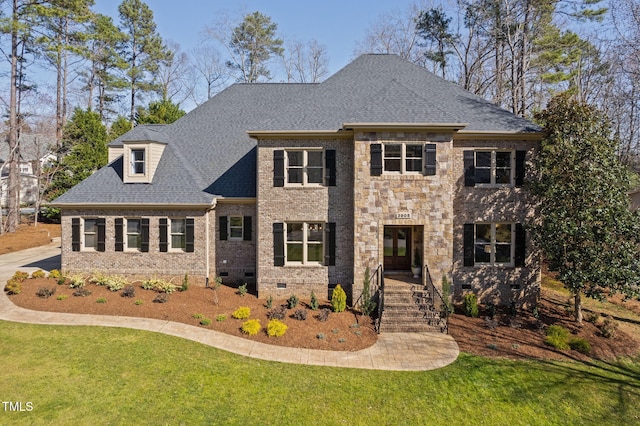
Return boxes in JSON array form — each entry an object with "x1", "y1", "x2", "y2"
[
  {"x1": 127, "y1": 219, "x2": 140, "y2": 234},
  {"x1": 496, "y1": 152, "x2": 511, "y2": 168},
  {"x1": 133, "y1": 162, "x2": 144, "y2": 174},
  {"x1": 496, "y1": 168, "x2": 511, "y2": 184},
  {"x1": 307, "y1": 151, "x2": 323, "y2": 167},
  {"x1": 475, "y1": 224, "x2": 491, "y2": 263},
  {"x1": 127, "y1": 234, "x2": 141, "y2": 249},
  {"x1": 384, "y1": 159, "x2": 401, "y2": 171},
  {"x1": 495, "y1": 224, "x2": 512, "y2": 243},
  {"x1": 287, "y1": 223, "x2": 303, "y2": 242},
  {"x1": 406, "y1": 158, "x2": 422, "y2": 172},
  {"x1": 307, "y1": 223, "x2": 323, "y2": 241},
  {"x1": 397, "y1": 230, "x2": 407, "y2": 256},
  {"x1": 229, "y1": 217, "x2": 243, "y2": 227},
  {"x1": 406, "y1": 144, "x2": 422, "y2": 158},
  {"x1": 132, "y1": 150, "x2": 145, "y2": 161},
  {"x1": 385, "y1": 144, "x2": 402, "y2": 157},
  {"x1": 230, "y1": 228, "x2": 243, "y2": 239},
  {"x1": 85, "y1": 234, "x2": 96, "y2": 248},
  {"x1": 288, "y1": 151, "x2": 303, "y2": 166},
  {"x1": 307, "y1": 243, "x2": 323, "y2": 262},
  {"x1": 475, "y1": 168, "x2": 491, "y2": 184},
  {"x1": 288, "y1": 168, "x2": 303, "y2": 183},
  {"x1": 172, "y1": 235, "x2": 186, "y2": 249},
  {"x1": 476, "y1": 152, "x2": 491, "y2": 167},
  {"x1": 84, "y1": 219, "x2": 97, "y2": 233},
  {"x1": 171, "y1": 219, "x2": 185, "y2": 234},
  {"x1": 287, "y1": 243, "x2": 303, "y2": 262},
  {"x1": 495, "y1": 244, "x2": 512, "y2": 263},
  {"x1": 307, "y1": 167, "x2": 323, "y2": 183},
  {"x1": 384, "y1": 228, "x2": 393, "y2": 256}
]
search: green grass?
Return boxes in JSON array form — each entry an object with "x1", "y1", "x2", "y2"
[{"x1": 1, "y1": 321, "x2": 639, "y2": 425}]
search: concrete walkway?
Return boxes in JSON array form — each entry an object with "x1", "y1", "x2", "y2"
[{"x1": 0, "y1": 239, "x2": 459, "y2": 371}]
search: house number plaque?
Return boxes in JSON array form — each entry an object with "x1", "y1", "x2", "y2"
[{"x1": 395, "y1": 212, "x2": 412, "y2": 219}]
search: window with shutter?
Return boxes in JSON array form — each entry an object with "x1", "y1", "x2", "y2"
[
  {"x1": 159, "y1": 218, "x2": 168, "y2": 252},
  {"x1": 71, "y1": 218, "x2": 81, "y2": 252},
  {"x1": 185, "y1": 218, "x2": 195, "y2": 252},
  {"x1": 273, "y1": 150, "x2": 285, "y2": 187},
  {"x1": 370, "y1": 144, "x2": 383, "y2": 176},
  {"x1": 424, "y1": 144, "x2": 437, "y2": 176},
  {"x1": 273, "y1": 223, "x2": 285, "y2": 266}
]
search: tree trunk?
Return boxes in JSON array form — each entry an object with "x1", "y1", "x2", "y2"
[
  {"x1": 6, "y1": 0, "x2": 21, "y2": 234},
  {"x1": 574, "y1": 291, "x2": 583, "y2": 324}
]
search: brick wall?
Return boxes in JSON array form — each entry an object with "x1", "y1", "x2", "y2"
[{"x1": 214, "y1": 202, "x2": 257, "y2": 286}]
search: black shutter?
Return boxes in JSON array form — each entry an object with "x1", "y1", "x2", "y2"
[
  {"x1": 141, "y1": 218, "x2": 150, "y2": 252},
  {"x1": 159, "y1": 218, "x2": 168, "y2": 252},
  {"x1": 325, "y1": 149, "x2": 336, "y2": 186},
  {"x1": 515, "y1": 223, "x2": 526, "y2": 267},
  {"x1": 424, "y1": 143, "x2": 437, "y2": 176},
  {"x1": 185, "y1": 218, "x2": 195, "y2": 252},
  {"x1": 515, "y1": 150, "x2": 526, "y2": 187},
  {"x1": 464, "y1": 151, "x2": 475, "y2": 187},
  {"x1": 325, "y1": 222, "x2": 336, "y2": 266},
  {"x1": 370, "y1": 144, "x2": 382, "y2": 176},
  {"x1": 273, "y1": 223, "x2": 285, "y2": 266},
  {"x1": 115, "y1": 218, "x2": 124, "y2": 252},
  {"x1": 243, "y1": 216, "x2": 252, "y2": 241},
  {"x1": 274, "y1": 150, "x2": 285, "y2": 187},
  {"x1": 219, "y1": 216, "x2": 228, "y2": 240},
  {"x1": 97, "y1": 218, "x2": 106, "y2": 252},
  {"x1": 71, "y1": 218, "x2": 81, "y2": 252},
  {"x1": 463, "y1": 223, "x2": 475, "y2": 267}
]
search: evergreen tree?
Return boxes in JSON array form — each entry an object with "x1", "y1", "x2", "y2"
[
  {"x1": 532, "y1": 95, "x2": 640, "y2": 323},
  {"x1": 134, "y1": 99, "x2": 185, "y2": 125},
  {"x1": 108, "y1": 115, "x2": 132, "y2": 140},
  {"x1": 415, "y1": 7, "x2": 455, "y2": 78}
]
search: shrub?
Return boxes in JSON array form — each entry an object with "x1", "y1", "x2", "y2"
[
  {"x1": 68, "y1": 275, "x2": 85, "y2": 289},
  {"x1": 36, "y1": 287, "x2": 56, "y2": 299},
  {"x1": 265, "y1": 295, "x2": 273, "y2": 309},
  {"x1": 338, "y1": 338, "x2": 346, "y2": 343},
  {"x1": 545, "y1": 325, "x2": 570, "y2": 350},
  {"x1": 4, "y1": 279, "x2": 22, "y2": 295},
  {"x1": 216, "y1": 314, "x2": 227, "y2": 322},
  {"x1": 600, "y1": 317, "x2": 618, "y2": 338},
  {"x1": 287, "y1": 294, "x2": 299, "y2": 309},
  {"x1": 232, "y1": 306, "x2": 251, "y2": 319},
  {"x1": 485, "y1": 302, "x2": 496, "y2": 319},
  {"x1": 192, "y1": 313, "x2": 205, "y2": 319},
  {"x1": 267, "y1": 319, "x2": 288, "y2": 337},
  {"x1": 96, "y1": 297, "x2": 107, "y2": 303},
  {"x1": 181, "y1": 274, "x2": 189, "y2": 292},
  {"x1": 48, "y1": 269, "x2": 62, "y2": 280},
  {"x1": 317, "y1": 308, "x2": 330, "y2": 322},
  {"x1": 360, "y1": 267, "x2": 376, "y2": 317},
  {"x1": 56, "y1": 275, "x2": 67, "y2": 285},
  {"x1": 237, "y1": 283, "x2": 248, "y2": 297},
  {"x1": 569, "y1": 337, "x2": 591, "y2": 354},
  {"x1": 90, "y1": 272, "x2": 110, "y2": 286},
  {"x1": 241, "y1": 319, "x2": 261, "y2": 336},
  {"x1": 441, "y1": 276, "x2": 454, "y2": 314},
  {"x1": 331, "y1": 284, "x2": 347, "y2": 313},
  {"x1": 293, "y1": 309, "x2": 307, "y2": 321},
  {"x1": 12, "y1": 271, "x2": 29, "y2": 282},
  {"x1": 31, "y1": 270, "x2": 46, "y2": 279},
  {"x1": 121, "y1": 285, "x2": 136, "y2": 298},
  {"x1": 142, "y1": 278, "x2": 176, "y2": 293},
  {"x1": 73, "y1": 288, "x2": 92, "y2": 297},
  {"x1": 56, "y1": 295, "x2": 68, "y2": 300},
  {"x1": 309, "y1": 291, "x2": 319, "y2": 311},
  {"x1": 463, "y1": 293, "x2": 479, "y2": 318},
  {"x1": 267, "y1": 305, "x2": 287, "y2": 320},
  {"x1": 105, "y1": 276, "x2": 128, "y2": 292},
  {"x1": 134, "y1": 299, "x2": 144, "y2": 305},
  {"x1": 317, "y1": 333, "x2": 325, "y2": 340},
  {"x1": 153, "y1": 293, "x2": 169, "y2": 303},
  {"x1": 199, "y1": 318, "x2": 212, "y2": 326}
]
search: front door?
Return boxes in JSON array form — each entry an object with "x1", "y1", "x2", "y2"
[{"x1": 383, "y1": 227, "x2": 412, "y2": 270}]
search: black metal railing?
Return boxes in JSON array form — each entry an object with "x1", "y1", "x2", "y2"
[
  {"x1": 353, "y1": 264, "x2": 384, "y2": 332},
  {"x1": 421, "y1": 264, "x2": 449, "y2": 334}
]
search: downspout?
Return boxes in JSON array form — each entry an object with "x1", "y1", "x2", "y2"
[{"x1": 206, "y1": 199, "x2": 217, "y2": 287}]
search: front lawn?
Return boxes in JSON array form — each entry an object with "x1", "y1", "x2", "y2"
[{"x1": 0, "y1": 321, "x2": 638, "y2": 425}]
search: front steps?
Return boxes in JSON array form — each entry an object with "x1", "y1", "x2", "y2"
[{"x1": 378, "y1": 276, "x2": 446, "y2": 333}]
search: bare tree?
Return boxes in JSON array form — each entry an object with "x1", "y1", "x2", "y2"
[
  {"x1": 190, "y1": 44, "x2": 228, "y2": 104},
  {"x1": 281, "y1": 39, "x2": 329, "y2": 83},
  {"x1": 156, "y1": 40, "x2": 194, "y2": 104}
]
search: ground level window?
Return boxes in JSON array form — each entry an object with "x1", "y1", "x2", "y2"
[
  {"x1": 229, "y1": 216, "x2": 243, "y2": 239},
  {"x1": 171, "y1": 219, "x2": 186, "y2": 250},
  {"x1": 286, "y1": 222, "x2": 324, "y2": 264},
  {"x1": 127, "y1": 219, "x2": 142, "y2": 250},
  {"x1": 83, "y1": 219, "x2": 98, "y2": 249},
  {"x1": 474, "y1": 223, "x2": 513, "y2": 265}
]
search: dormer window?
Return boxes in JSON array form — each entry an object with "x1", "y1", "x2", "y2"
[{"x1": 131, "y1": 149, "x2": 145, "y2": 175}]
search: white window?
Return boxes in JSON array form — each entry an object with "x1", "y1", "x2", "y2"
[
  {"x1": 126, "y1": 218, "x2": 142, "y2": 250},
  {"x1": 83, "y1": 218, "x2": 98, "y2": 250},
  {"x1": 475, "y1": 151, "x2": 513, "y2": 185},
  {"x1": 170, "y1": 218, "x2": 186, "y2": 250},
  {"x1": 383, "y1": 143, "x2": 423, "y2": 174},
  {"x1": 474, "y1": 223, "x2": 514, "y2": 266},
  {"x1": 227, "y1": 216, "x2": 244, "y2": 240},
  {"x1": 286, "y1": 150, "x2": 323, "y2": 185},
  {"x1": 131, "y1": 149, "x2": 145, "y2": 175},
  {"x1": 286, "y1": 222, "x2": 324, "y2": 264}
]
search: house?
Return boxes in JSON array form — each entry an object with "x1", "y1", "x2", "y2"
[{"x1": 52, "y1": 54, "x2": 541, "y2": 309}]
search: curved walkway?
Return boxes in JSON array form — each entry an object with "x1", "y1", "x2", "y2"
[{"x1": 0, "y1": 240, "x2": 459, "y2": 371}]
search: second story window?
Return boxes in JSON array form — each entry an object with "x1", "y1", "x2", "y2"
[
  {"x1": 286, "y1": 150, "x2": 323, "y2": 185},
  {"x1": 475, "y1": 151, "x2": 512, "y2": 185},
  {"x1": 131, "y1": 149, "x2": 145, "y2": 175},
  {"x1": 370, "y1": 143, "x2": 436, "y2": 176}
]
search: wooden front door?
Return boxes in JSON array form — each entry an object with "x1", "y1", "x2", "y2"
[{"x1": 383, "y1": 227, "x2": 412, "y2": 270}]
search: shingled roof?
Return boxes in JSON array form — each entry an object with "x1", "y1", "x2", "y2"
[{"x1": 53, "y1": 54, "x2": 539, "y2": 206}]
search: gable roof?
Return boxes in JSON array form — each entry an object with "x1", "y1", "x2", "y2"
[{"x1": 53, "y1": 54, "x2": 540, "y2": 207}]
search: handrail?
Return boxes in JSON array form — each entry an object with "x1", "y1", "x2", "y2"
[
  {"x1": 353, "y1": 264, "x2": 384, "y2": 333},
  {"x1": 422, "y1": 264, "x2": 449, "y2": 334}
]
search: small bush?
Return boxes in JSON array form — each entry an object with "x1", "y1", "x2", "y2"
[
  {"x1": 463, "y1": 293, "x2": 479, "y2": 318},
  {"x1": 56, "y1": 295, "x2": 68, "y2": 301},
  {"x1": 31, "y1": 270, "x2": 46, "y2": 279},
  {"x1": 317, "y1": 333, "x2": 325, "y2": 340},
  {"x1": 192, "y1": 313, "x2": 205, "y2": 319},
  {"x1": 134, "y1": 299, "x2": 144, "y2": 305},
  {"x1": 142, "y1": 278, "x2": 176, "y2": 293},
  {"x1": 73, "y1": 288, "x2": 92, "y2": 297},
  {"x1": 338, "y1": 338, "x2": 346, "y2": 343},
  {"x1": 48, "y1": 269, "x2": 62, "y2": 280},
  {"x1": 96, "y1": 297, "x2": 107, "y2": 304},
  {"x1": 232, "y1": 306, "x2": 251, "y2": 319},
  {"x1": 216, "y1": 314, "x2": 227, "y2": 322},
  {"x1": 309, "y1": 291, "x2": 319, "y2": 311},
  {"x1": 181, "y1": 274, "x2": 189, "y2": 292},
  {"x1": 267, "y1": 305, "x2": 287, "y2": 320},
  {"x1": 241, "y1": 319, "x2": 261, "y2": 336},
  {"x1": 265, "y1": 295, "x2": 273, "y2": 309},
  {"x1": 545, "y1": 325, "x2": 570, "y2": 350},
  {"x1": 68, "y1": 275, "x2": 86, "y2": 289},
  {"x1": 569, "y1": 337, "x2": 591, "y2": 354},
  {"x1": 36, "y1": 287, "x2": 56, "y2": 299},
  {"x1": 600, "y1": 317, "x2": 618, "y2": 338},
  {"x1": 121, "y1": 285, "x2": 136, "y2": 298},
  {"x1": 332, "y1": 328, "x2": 340, "y2": 334},
  {"x1": 12, "y1": 271, "x2": 29, "y2": 282},
  {"x1": 485, "y1": 302, "x2": 496, "y2": 319},
  {"x1": 56, "y1": 275, "x2": 67, "y2": 285},
  {"x1": 586, "y1": 312, "x2": 600, "y2": 323},
  {"x1": 4, "y1": 279, "x2": 22, "y2": 295},
  {"x1": 317, "y1": 308, "x2": 330, "y2": 322},
  {"x1": 287, "y1": 294, "x2": 299, "y2": 309},
  {"x1": 105, "y1": 276, "x2": 127, "y2": 292},
  {"x1": 200, "y1": 318, "x2": 212, "y2": 326},
  {"x1": 90, "y1": 272, "x2": 110, "y2": 286},
  {"x1": 153, "y1": 293, "x2": 169, "y2": 303},
  {"x1": 293, "y1": 309, "x2": 307, "y2": 321},
  {"x1": 237, "y1": 283, "x2": 248, "y2": 297},
  {"x1": 267, "y1": 319, "x2": 288, "y2": 337},
  {"x1": 331, "y1": 284, "x2": 347, "y2": 313}
]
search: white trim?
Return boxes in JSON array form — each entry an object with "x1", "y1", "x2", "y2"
[
  {"x1": 82, "y1": 217, "x2": 98, "y2": 251},
  {"x1": 285, "y1": 222, "x2": 325, "y2": 266},
  {"x1": 228, "y1": 215, "x2": 244, "y2": 241},
  {"x1": 284, "y1": 149, "x2": 325, "y2": 187},
  {"x1": 169, "y1": 218, "x2": 187, "y2": 252}
]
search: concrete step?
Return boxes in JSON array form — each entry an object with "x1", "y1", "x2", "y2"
[{"x1": 379, "y1": 322, "x2": 444, "y2": 333}]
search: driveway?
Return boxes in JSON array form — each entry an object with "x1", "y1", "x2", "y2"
[{"x1": 0, "y1": 238, "x2": 61, "y2": 283}]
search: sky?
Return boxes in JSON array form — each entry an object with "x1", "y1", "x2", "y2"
[{"x1": 94, "y1": 0, "x2": 431, "y2": 79}]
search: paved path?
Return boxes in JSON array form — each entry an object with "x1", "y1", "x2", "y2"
[{"x1": 0, "y1": 240, "x2": 459, "y2": 371}]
